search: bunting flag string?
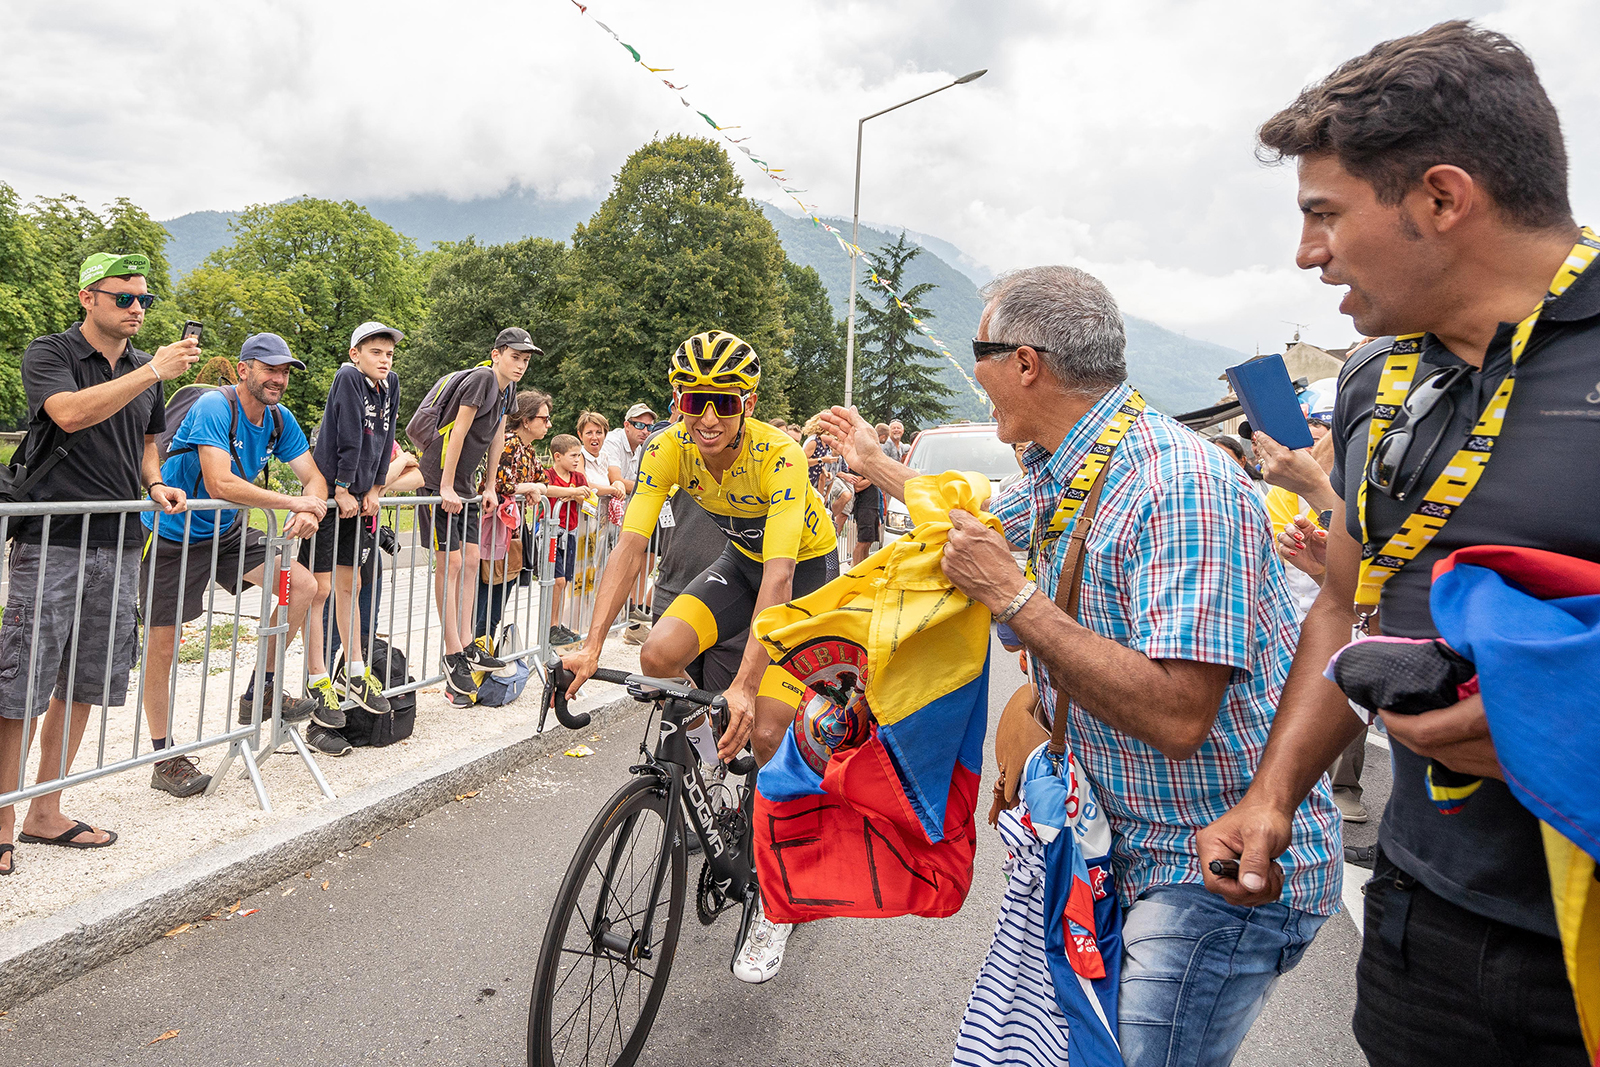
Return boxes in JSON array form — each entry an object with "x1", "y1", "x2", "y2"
[{"x1": 566, "y1": 0, "x2": 988, "y2": 407}]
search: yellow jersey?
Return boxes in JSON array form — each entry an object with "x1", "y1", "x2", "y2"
[{"x1": 623, "y1": 419, "x2": 838, "y2": 563}]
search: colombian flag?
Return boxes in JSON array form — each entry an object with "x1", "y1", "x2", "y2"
[
  {"x1": 751, "y1": 472, "x2": 994, "y2": 923},
  {"x1": 1431, "y1": 546, "x2": 1600, "y2": 1063}
]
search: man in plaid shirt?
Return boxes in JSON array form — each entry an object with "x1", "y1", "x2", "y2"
[{"x1": 826, "y1": 265, "x2": 1340, "y2": 1067}]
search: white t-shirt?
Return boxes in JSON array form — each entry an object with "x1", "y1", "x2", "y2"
[
  {"x1": 600, "y1": 427, "x2": 643, "y2": 483},
  {"x1": 582, "y1": 446, "x2": 612, "y2": 490}
]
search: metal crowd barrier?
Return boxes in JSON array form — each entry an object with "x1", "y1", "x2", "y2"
[{"x1": 1, "y1": 492, "x2": 567, "y2": 816}]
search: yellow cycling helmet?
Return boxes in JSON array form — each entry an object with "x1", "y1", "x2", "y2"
[{"x1": 669, "y1": 330, "x2": 761, "y2": 392}]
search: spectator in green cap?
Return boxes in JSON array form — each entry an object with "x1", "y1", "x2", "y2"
[{"x1": 0, "y1": 253, "x2": 203, "y2": 874}]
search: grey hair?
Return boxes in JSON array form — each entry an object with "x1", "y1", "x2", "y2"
[{"x1": 979, "y1": 265, "x2": 1127, "y2": 395}]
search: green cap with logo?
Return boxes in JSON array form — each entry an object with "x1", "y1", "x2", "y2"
[{"x1": 78, "y1": 252, "x2": 151, "y2": 290}]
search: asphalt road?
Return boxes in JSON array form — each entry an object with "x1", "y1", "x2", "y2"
[{"x1": 0, "y1": 641, "x2": 1380, "y2": 1067}]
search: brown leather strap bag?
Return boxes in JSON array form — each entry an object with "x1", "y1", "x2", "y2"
[{"x1": 988, "y1": 464, "x2": 1111, "y2": 826}]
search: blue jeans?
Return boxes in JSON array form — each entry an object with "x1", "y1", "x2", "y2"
[{"x1": 1118, "y1": 882, "x2": 1328, "y2": 1067}]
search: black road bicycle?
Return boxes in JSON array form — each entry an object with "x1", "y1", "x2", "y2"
[{"x1": 528, "y1": 656, "x2": 761, "y2": 1067}]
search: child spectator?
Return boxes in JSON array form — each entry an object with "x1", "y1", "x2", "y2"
[
  {"x1": 416, "y1": 328, "x2": 534, "y2": 697},
  {"x1": 476, "y1": 388, "x2": 552, "y2": 640},
  {"x1": 299, "y1": 322, "x2": 401, "y2": 757},
  {"x1": 541, "y1": 434, "x2": 590, "y2": 646}
]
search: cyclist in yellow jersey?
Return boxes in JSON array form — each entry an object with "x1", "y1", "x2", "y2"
[{"x1": 560, "y1": 331, "x2": 838, "y2": 766}]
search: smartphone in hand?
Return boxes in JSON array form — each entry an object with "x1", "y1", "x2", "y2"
[{"x1": 181, "y1": 320, "x2": 203, "y2": 343}]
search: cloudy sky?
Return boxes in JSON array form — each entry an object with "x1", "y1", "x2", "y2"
[{"x1": 3, "y1": 0, "x2": 1596, "y2": 354}]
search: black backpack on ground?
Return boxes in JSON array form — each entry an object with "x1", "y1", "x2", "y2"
[{"x1": 334, "y1": 636, "x2": 417, "y2": 748}]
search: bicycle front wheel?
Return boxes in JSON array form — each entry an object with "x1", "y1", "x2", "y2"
[{"x1": 528, "y1": 776, "x2": 687, "y2": 1067}]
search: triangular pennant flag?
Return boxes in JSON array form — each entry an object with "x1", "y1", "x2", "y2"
[{"x1": 621, "y1": 42, "x2": 641, "y2": 61}]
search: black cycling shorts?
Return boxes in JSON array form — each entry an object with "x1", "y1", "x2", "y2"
[{"x1": 660, "y1": 543, "x2": 834, "y2": 654}]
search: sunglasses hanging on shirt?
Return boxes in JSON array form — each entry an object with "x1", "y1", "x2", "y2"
[{"x1": 1365, "y1": 364, "x2": 1471, "y2": 500}]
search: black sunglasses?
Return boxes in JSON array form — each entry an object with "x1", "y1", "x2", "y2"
[
  {"x1": 627, "y1": 419, "x2": 653, "y2": 431},
  {"x1": 1366, "y1": 365, "x2": 1470, "y2": 500},
  {"x1": 88, "y1": 288, "x2": 157, "y2": 310},
  {"x1": 972, "y1": 339, "x2": 1052, "y2": 361}
]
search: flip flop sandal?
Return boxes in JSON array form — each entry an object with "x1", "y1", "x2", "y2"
[
  {"x1": 0, "y1": 843, "x2": 13, "y2": 876},
  {"x1": 17, "y1": 819, "x2": 117, "y2": 849}
]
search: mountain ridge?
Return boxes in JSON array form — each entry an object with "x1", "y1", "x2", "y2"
[{"x1": 158, "y1": 190, "x2": 1241, "y2": 417}]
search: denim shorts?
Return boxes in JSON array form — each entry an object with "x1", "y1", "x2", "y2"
[
  {"x1": 1117, "y1": 881, "x2": 1329, "y2": 1067},
  {"x1": 0, "y1": 542, "x2": 142, "y2": 718}
]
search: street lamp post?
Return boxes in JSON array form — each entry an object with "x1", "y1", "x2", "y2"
[{"x1": 843, "y1": 68, "x2": 986, "y2": 409}]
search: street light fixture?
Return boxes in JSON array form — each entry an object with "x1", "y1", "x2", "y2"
[{"x1": 843, "y1": 68, "x2": 987, "y2": 409}]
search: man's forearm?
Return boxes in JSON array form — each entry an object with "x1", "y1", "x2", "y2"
[
  {"x1": 582, "y1": 533, "x2": 648, "y2": 648},
  {"x1": 141, "y1": 439, "x2": 163, "y2": 492},
  {"x1": 44, "y1": 366, "x2": 159, "y2": 433},
  {"x1": 204, "y1": 473, "x2": 295, "y2": 512},
  {"x1": 1245, "y1": 594, "x2": 1368, "y2": 811},
  {"x1": 857, "y1": 451, "x2": 912, "y2": 502},
  {"x1": 731, "y1": 565, "x2": 794, "y2": 693},
  {"x1": 1004, "y1": 592, "x2": 1221, "y2": 759}
]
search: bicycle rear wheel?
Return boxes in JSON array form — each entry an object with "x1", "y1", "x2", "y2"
[{"x1": 528, "y1": 776, "x2": 687, "y2": 1067}]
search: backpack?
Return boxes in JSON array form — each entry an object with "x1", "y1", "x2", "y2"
[
  {"x1": 474, "y1": 622, "x2": 532, "y2": 707},
  {"x1": 332, "y1": 636, "x2": 418, "y2": 747},
  {"x1": 159, "y1": 384, "x2": 284, "y2": 497},
  {"x1": 0, "y1": 424, "x2": 80, "y2": 504},
  {"x1": 405, "y1": 362, "x2": 513, "y2": 453}
]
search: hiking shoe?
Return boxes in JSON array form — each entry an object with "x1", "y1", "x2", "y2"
[
  {"x1": 732, "y1": 899, "x2": 791, "y2": 984},
  {"x1": 623, "y1": 622, "x2": 650, "y2": 646},
  {"x1": 306, "y1": 723, "x2": 353, "y2": 757},
  {"x1": 629, "y1": 607, "x2": 652, "y2": 625},
  {"x1": 238, "y1": 680, "x2": 314, "y2": 726},
  {"x1": 549, "y1": 624, "x2": 581, "y2": 646},
  {"x1": 444, "y1": 652, "x2": 478, "y2": 697},
  {"x1": 151, "y1": 754, "x2": 211, "y2": 798},
  {"x1": 1333, "y1": 790, "x2": 1369, "y2": 824},
  {"x1": 462, "y1": 640, "x2": 506, "y2": 672},
  {"x1": 343, "y1": 668, "x2": 391, "y2": 715}
]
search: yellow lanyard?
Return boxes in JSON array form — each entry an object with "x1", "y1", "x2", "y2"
[
  {"x1": 1355, "y1": 227, "x2": 1600, "y2": 629},
  {"x1": 1024, "y1": 390, "x2": 1146, "y2": 585}
]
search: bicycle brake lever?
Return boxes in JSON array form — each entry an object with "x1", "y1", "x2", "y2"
[{"x1": 542, "y1": 653, "x2": 592, "y2": 730}]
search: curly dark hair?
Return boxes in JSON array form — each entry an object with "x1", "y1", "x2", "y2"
[{"x1": 1258, "y1": 20, "x2": 1571, "y2": 231}]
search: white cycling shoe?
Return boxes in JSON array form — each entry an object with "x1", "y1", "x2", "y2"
[{"x1": 731, "y1": 898, "x2": 792, "y2": 984}]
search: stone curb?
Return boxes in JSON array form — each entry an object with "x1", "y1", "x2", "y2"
[{"x1": 0, "y1": 693, "x2": 632, "y2": 1009}]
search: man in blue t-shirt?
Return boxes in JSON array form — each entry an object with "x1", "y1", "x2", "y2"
[{"x1": 139, "y1": 333, "x2": 332, "y2": 760}]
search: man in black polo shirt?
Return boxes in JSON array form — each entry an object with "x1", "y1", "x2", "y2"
[
  {"x1": 1199, "y1": 22, "x2": 1592, "y2": 1065},
  {"x1": 0, "y1": 253, "x2": 198, "y2": 874}
]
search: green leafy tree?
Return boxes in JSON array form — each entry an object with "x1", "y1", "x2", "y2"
[
  {"x1": 559, "y1": 135, "x2": 793, "y2": 427},
  {"x1": 779, "y1": 260, "x2": 843, "y2": 425},
  {"x1": 0, "y1": 187, "x2": 182, "y2": 428},
  {"x1": 401, "y1": 236, "x2": 570, "y2": 425},
  {"x1": 850, "y1": 233, "x2": 953, "y2": 430},
  {"x1": 20, "y1": 193, "x2": 184, "y2": 353},
  {"x1": 177, "y1": 198, "x2": 424, "y2": 421}
]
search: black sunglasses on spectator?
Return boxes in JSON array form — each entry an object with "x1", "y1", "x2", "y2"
[
  {"x1": 88, "y1": 288, "x2": 158, "y2": 310},
  {"x1": 972, "y1": 339, "x2": 1052, "y2": 361},
  {"x1": 1365, "y1": 365, "x2": 1470, "y2": 500},
  {"x1": 628, "y1": 419, "x2": 653, "y2": 431}
]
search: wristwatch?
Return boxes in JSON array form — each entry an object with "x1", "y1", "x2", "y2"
[{"x1": 993, "y1": 579, "x2": 1037, "y2": 625}]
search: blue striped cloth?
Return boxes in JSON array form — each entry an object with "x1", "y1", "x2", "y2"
[{"x1": 952, "y1": 805, "x2": 1116, "y2": 1065}]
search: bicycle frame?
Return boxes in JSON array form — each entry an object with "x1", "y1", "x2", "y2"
[{"x1": 624, "y1": 696, "x2": 756, "y2": 963}]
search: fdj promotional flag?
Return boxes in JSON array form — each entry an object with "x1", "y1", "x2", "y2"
[{"x1": 751, "y1": 472, "x2": 994, "y2": 923}]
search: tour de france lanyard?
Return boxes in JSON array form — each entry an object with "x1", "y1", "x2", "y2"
[
  {"x1": 1023, "y1": 389, "x2": 1147, "y2": 586},
  {"x1": 1354, "y1": 227, "x2": 1600, "y2": 632}
]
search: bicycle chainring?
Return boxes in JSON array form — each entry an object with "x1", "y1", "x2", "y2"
[{"x1": 696, "y1": 858, "x2": 737, "y2": 926}]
